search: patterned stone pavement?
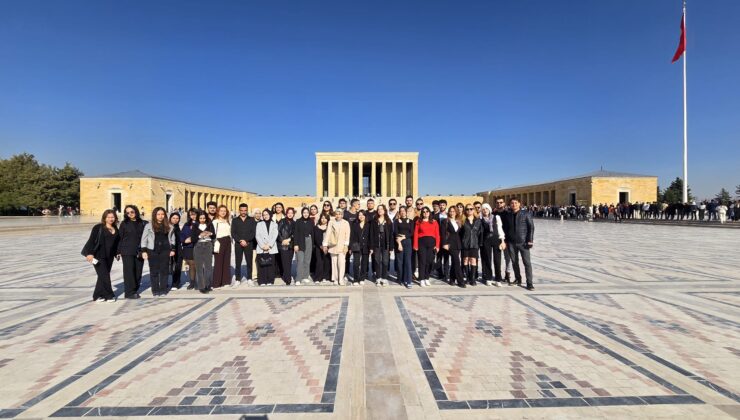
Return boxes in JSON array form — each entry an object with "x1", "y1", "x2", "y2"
[{"x1": 0, "y1": 219, "x2": 737, "y2": 419}]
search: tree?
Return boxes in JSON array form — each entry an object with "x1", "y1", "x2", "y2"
[
  {"x1": 0, "y1": 153, "x2": 83, "y2": 215},
  {"x1": 736, "y1": 185, "x2": 740, "y2": 199},
  {"x1": 716, "y1": 188, "x2": 731, "y2": 205},
  {"x1": 660, "y1": 177, "x2": 693, "y2": 204}
]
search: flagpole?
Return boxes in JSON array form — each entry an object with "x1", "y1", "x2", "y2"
[{"x1": 682, "y1": 0, "x2": 688, "y2": 203}]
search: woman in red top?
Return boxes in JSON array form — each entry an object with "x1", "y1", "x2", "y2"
[{"x1": 413, "y1": 206, "x2": 440, "y2": 287}]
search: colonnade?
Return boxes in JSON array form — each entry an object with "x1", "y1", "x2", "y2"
[{"x1": 315, "y1": 153, "x2": 419, "y2": 199}]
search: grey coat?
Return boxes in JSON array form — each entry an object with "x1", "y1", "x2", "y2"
[
  {"x1": 256, "y1": 220, "x2": 279, "y2": 254},
  {"x1": 140, "y1": 223, "x2": 176, "y2": 251}
]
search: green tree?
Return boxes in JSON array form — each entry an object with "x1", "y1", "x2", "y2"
[
  {"x1": 0, "y1": 153, "x2": 83, "y2": 215},
  {"x1": 715, "y1": 188, "x2": 731, "y2": 205},
  {"x1": 660, "y1": 177, "x2": 693, "y2": 204}
]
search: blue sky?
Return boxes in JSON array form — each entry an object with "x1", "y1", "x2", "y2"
[{"x1": 0, "y1": 0, "x2": 737, "y2": 199}]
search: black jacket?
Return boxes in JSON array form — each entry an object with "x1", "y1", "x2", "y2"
[
  {"x1": 172, "y1": 224, "x2": 181, "y2": 257},
  {"x1": 191, "y1": 222, "x2": 215, "y2": 245},
  {"x1": 460, "y1": 217, "x2": 483, "y2": 249},
  {"x1": 81, "y1": 223, "x2": 120, "y2": 259},
  {"x1": 350, "y1": 221, "x2": 372, "y2": 254},
  {"x1": 503, "y1": 210, "x2": 534, "y2": 244},
  {"x1": 369, "y1": 218, "x2": 393, "y2": 250},
  {"x1": 231, "y1": 216, "x2": 257, "y2": 245},
  {"x1": 117, "y1": 219, "x2": 147, "y2": 256},
  {"x1": 481, "y1": 215, "x2": 503, "y2": 242},
  {"x1": 278, "y1": 218, "x2": 295, "y2": 248},
  {"x1": 313, "y1": 224, "x2": 327, "y2": 250},
  {"x1": 440, "y1": 218, "x2": 462, "y2": 251},
  {"x1": 293, "y1": 217, "x2": 314, "y2": 251}
]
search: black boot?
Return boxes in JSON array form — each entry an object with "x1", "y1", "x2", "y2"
[
  {"x1": 473, "y1": 266, "x2": 479, "y2": 285},
  {"x1": 467, "y1": 266, "x2": 476, "y2": 286}
]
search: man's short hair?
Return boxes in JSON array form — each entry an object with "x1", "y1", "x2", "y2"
[
  {"x1": 239, "y1": 203, "x2": 248, "y2": 209},
  {"x1": 206, "y1": 201, "x2": 217, "y2": 208},
  {"x1": 432, "y1": 200, "x2": 439, "y2": 206},
  {"x1": 338, "y1": 198, "x2": 347, "y2": 204},
  {"x1": 406, "y1": 195, "x2": 414, "y2": 201},
  {"x1": 510, "y1": 198, "x2": 520, "y2": 203},
  {"x1": 350, "y1": 198, "x2": 360, "y2": 206},
  {"x1": 439, "y1": 199, "x2": 447, "y2": 205},
  {"x1": 367, "y1": 198, "x2": 375, "y2": 203}
]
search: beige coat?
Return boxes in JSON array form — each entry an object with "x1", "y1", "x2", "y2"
[{"x1": 324, "y1": 218, "x2": 350, "y2": 255}]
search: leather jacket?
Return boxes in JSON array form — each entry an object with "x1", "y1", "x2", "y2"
[
  {"x1": 277, "y1": 218, "x2": 295, "y2": 248},
  {"x1": 460, "y1": 217, "x2": 483, "y2": 249}
]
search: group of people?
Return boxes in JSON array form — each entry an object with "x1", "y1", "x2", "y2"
[
  {"x1": 82, "y1": 196, "x2": 536, "y2": 301},
  {"x1": 526, "y1": 200, "x2": 738, "y2": 224}
]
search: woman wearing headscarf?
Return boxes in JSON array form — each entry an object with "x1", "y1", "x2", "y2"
[{"x1": 256, "y1": 209, "x2": 279, "y2": 285}]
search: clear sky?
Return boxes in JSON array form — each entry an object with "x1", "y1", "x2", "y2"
[{"x1": 1, "y1": 0, "x2": 737, "y2": 199}]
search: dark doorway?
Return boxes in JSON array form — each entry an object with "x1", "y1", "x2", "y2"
[
  {"x1": 619, "y1": 192, "x2": 629, "y2": 204},
  {"x1": 111, "y1": 192, "x2": 122, "y2": 212},
  {"x1": 569, "y1": 193, "x2": 576, "y2": 206}
]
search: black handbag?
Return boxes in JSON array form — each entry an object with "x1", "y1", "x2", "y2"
[
  {"x1": 257, "y1": 252, "x2": 273, "y2": 267},
  {"x1": 350, "y1": 242, "x2": 361, "y2": 253}
]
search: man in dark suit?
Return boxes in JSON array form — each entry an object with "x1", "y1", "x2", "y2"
[{"x1": 503, "y1": 198, "x2": 535, "y2": 290}]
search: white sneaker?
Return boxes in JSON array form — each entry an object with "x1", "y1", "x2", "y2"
[
  {"x1": 246, "y1": 280, "x2": 254, "y2": 287},
  {"x1": 495, "y1": 281, "x2": 502, "y2": 287},
  {"x1": 106, "y1": 297, "x2": 117, "y2": 303},
  {"x1": 96, "y1": 297, "x2": 106, "y2": 302},
  {"x1": 420, "y1": 280, "x2": 426, "y2": 288},
  {"x1": 302, "y1": 279, "x2": 310, "y2": 284},
  {"x1": 376, "y1": 280, "x2": 381, "y2": 287},
  {"x1": 360, "y1": 280, "x2": 365, "y2": 285},
  {"x1": 485, "y1": 280, "x2": 492, "y2": 286},
  {"x1": 294, "y1": 282, "x2": 301, "y2": 286},
  {"x1": 231, "y1": 280, "x2": 240, "y2": 288},
  {"x1": 382, "y1": 279, "x2": 388, "y2": 287}
]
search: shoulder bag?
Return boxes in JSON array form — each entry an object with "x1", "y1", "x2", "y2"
[{"x1": 212, "y1": 222, "x2": 221, "y2": 253}]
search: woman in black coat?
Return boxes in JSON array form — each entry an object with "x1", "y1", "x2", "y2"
[
  {"x1": 277, "y1": 207, "x2": 296, "y2": 285},
  {"x1": 117, "y1": 205, "x2": 146, "y2": 299},
  {"x1": 349, "y1": 210, "x2": 372, "y2": 285},
  {"x1": 82, "y1": 209, "x2": 121, "y2": 302},
  {"x1": 369, "y1": 205, "x2": 393, "y2": 286},
  {"x1": 460, "y1": 204, "x2": 484, "y2": 286},
  {"x1": 441, "y1": 206, "x2": 465, "y2": 288},
  {"x1": 312, "y1": 213, "x2": 331, "y2": 284}
]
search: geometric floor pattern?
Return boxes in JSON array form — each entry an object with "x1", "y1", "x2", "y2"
[{"x1": 0, "y1": 218, "x2": 738, "y2": 419}]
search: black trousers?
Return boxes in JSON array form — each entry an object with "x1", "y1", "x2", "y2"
[
  {"x1": 279, "y1": 247, "x2": 294, "y2": 284},
  {"x1": 148, "y1": 250, "x2": 170, "y2": 294},
  {"x1": 92, "y1": 257, "x2": 115, "y2": 300},
  {"x1": 480, "y1": 238, "x2": 494, "y2": 280},
  {"x1": 507, "y1": 242, "x2": 533, "y2": 287},
  {"x1": 234, "y1": 242, "x2": 254, "y2": 281},
  {"x1": 314, "y1": 247, "x2": 331, "y2": 282},
  {"x1": 170, "y1": 251, "x2": 182, "y2": 288},
  {"x1": 121, "y1": 255, "x2": 144, "y2": 298},
  {"x1": 449, "y1": 249, "x2": 463, "y2": 286},
  {"x1": 434, "y1": 248, "x2": 450, "y2": 279},
  {"x1": 352, "y1": 252, "x2": 369, "y2": 282},
  {"x1": 417, "y1": 236, "x2": 436, "y2": 281},
  {"x1": 373, "y1": 247, "x2": 390, "y2": 280}
]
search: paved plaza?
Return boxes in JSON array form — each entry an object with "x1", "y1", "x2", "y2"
[{"x1": 0, "y1": 220, "x2": 738, "y2": 419}]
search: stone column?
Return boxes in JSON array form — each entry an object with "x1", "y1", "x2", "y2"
[
  {"x1": 338, "y1": 162, "x2": 346, "y2": 198},
  {"x1": 400, "y1": 162, "x2": 407, "y2": 198},
  {"x1": 328, "y1": 161, "x2": 336, "y2": 198},
  {"x1": 358, "y1": 161, "x2": 364, "y2": 197},
  {"x1": 370, "y1": 161, "x2": 376, "y2": 196},
  {"x1": 412, "y1": 161, "x2": 419, "y2": 199},
  {"x1": 348, "y1": 160, "x2": 354, "y2": 197},
  {"x1": 390, "y1": 162, "x2": 397, "y2": 198},
  {"x1": 316, "y1": 159, "x2": 323, "y2": 198}
]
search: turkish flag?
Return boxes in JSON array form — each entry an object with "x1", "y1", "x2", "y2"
[{"x1": 672, "y1": 14, "x2": 686, "y2": 63}]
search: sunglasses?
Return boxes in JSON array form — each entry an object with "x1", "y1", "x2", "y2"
[
  {"x1": 324, "y1": 204, "x2": 331, "y2": 207},
  {"x1": 126, "y1": 211, "x2": 135, "y2": 215},
  {"x1": 465, "y1": 208, "x2": 474, "y2": 211}
]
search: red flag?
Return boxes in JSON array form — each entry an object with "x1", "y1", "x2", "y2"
[{"x1": 672, "y1": 14, "x2": 686, "y2": 63}]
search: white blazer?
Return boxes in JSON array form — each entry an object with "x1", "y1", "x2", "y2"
[{"x1": 255, "y1": 220, "x2": 279, "y2": 254}]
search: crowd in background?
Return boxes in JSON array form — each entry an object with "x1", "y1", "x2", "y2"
[{"x1": 527, "y1": 200, "x2": 738, "y2": 224}]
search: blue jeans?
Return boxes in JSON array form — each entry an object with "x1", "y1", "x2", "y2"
[{"x1": 397, "y1": 239, "x2": 413, "y2": 285}]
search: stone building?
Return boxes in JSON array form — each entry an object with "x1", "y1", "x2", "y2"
[
  {"x1": 80, "y1": 170, "x2": 251, "y2": 217},
  {"x1": 476, "y1": 170, "x2": 658, "y2": 207},
  {"x1": 80, "y1": 153, "x2": 482, "y2": 217},
  {"x1": 316, "y1": 152, "x2": 418, "y2": 199}
]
